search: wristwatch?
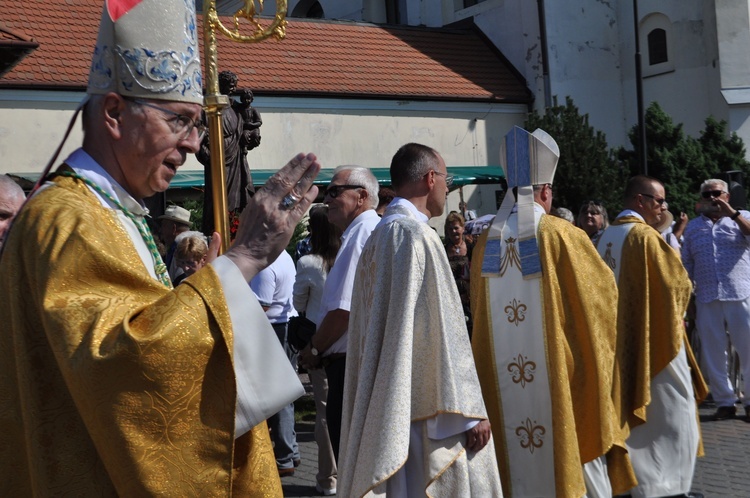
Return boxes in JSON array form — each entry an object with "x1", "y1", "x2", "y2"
[
  {"x1": 732, "y1": 210, "x2": 742, "y2": 220},
  {"x1": 310, "y1": 343, "x2": 319, "y2": 356}
]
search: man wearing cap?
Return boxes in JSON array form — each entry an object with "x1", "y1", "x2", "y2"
[
  {"x1": 0, "y1": 1, "x2": 319, "y2": 496},
  {"x1": 338, "y1": 143, "x2": 502, "y2": 497},
  {"x1": 682, "y1": 179, "x2": 750, "y2": 421},
  {"x1": 471, "y1": 126, "x2": 635, "y2": 497},
  {"x1": 159, "y1": 204, "x2": 192, "y2": 281},
  {"x1": 597, "y1": 175, "x2": 707, "y2": 498}
]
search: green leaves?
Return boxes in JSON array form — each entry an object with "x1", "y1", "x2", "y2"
[{"x1": 527, "y1": 98, "x2": 750, "y2": 220}]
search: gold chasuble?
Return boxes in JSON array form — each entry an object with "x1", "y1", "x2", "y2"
[
  {"x1": 0, "y1": 175, "x2": 280, "y2": 496},
  {"x1": 597, "y1": 216, "x2": 707, "y2": 443},
  {"x1": 472, "y1": 213, "x2": 636, "y2": 497}
]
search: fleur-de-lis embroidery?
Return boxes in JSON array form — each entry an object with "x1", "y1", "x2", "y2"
[
  {"x1": 504, "y1": 298, "x2": 527, "y2": 326},
  {"x1": 603, "y1": 242, "x2": 616, "y2": 270},
  {"x1": 500, "y1": 236, "x2": 521, "y2": 276},
  {"x1": 516, "y1": 418, "x2": 546, "y2": 454},
  {"x1": 507, "y1": 354, "x2": 536, "y2": 388}
]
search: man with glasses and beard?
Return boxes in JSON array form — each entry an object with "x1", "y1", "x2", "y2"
[
  {"x1": 299, "y1": 166, "x2": 380, "y2": 463},
  {"x1": 682, "y1": 179, "x2": 750, "y2": 421},
  {"x1": 597, "y1": 175, "x2": 707, "y2": 498}
]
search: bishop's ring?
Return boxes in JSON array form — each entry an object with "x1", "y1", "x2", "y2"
[{"x1": 281, "y1": 192, "x2": 300, "y2": 210}]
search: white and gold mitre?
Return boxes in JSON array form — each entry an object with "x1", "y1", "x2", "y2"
[
  {"x1": 501, "y1": 126, "x2": 559, "y2": 190},
  {"x1": 87, "y1": 0, "x2": 203, "y2": 104},
  {"x1": 483, "y1": 126, "x2": 560, "y2": 279}
]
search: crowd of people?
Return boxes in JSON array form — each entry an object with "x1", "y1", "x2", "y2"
[{"x1": 0, "y1": 1, "x2": 747, "y2": 497}]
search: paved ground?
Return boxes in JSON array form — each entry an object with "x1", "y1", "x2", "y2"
[{"x1": 282, "y1": 377, "x2": 750, "y2": 497}]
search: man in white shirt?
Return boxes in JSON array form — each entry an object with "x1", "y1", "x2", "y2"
[
  {"x1": 682, "y1": 178, "x2": 750, "y2": 420},
  {"x1": 251, "y1": 250, "x2": 300, "y2": 476},
  {"x1": 299, "y1": 166, "x2": 380, "y2": 462}
]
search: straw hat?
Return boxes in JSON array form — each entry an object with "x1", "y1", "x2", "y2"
[
  {"x1": 653, "y1": 209, "x2": 674, "y2": 234},
  {"x1": 159, "y1": 205, "x2": 191, "y2": 226}
]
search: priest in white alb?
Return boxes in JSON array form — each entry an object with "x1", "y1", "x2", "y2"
[{"x1": 339, "y1": 143, "x2": 503, "y2": 497}]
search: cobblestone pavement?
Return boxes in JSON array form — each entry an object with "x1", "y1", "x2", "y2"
[{"x1": 283, "y1": 378, "x2": 750, "y2": 497}]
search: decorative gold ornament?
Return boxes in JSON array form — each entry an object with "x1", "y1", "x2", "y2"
[{"x1": 202, "y1": 0, "x2": 288, "y2": 253}]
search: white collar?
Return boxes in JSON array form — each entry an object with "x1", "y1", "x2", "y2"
[
  {"x1": 63, "y1": 148, "x2": 149, "y2": 217},
  {"x1": 388, "y1": 197, "x2": 429, "y2": 223}
]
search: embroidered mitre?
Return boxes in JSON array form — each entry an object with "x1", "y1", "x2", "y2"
[{"x1": 87, "y1": 0, "x2": 203, "y2": 104}]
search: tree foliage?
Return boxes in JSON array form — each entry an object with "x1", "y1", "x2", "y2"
[
  {"x1": 619, "y1": 102, "x2": 750, "y2": 214},
  {"x1": 525, "y1": 96, "x2": 628, "y2": 219}
]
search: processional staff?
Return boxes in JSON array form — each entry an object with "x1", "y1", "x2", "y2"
[{"x1": 202, "y1": 0, "x2": 288, "y2": 253}]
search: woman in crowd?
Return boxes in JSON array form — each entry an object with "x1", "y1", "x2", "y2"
[
  {"x1": 172, "y1": 232, "x2": 208, "y2": 285},
  {"x1": 444, "y1": 212, "x2": 474, "y2": 338},
  {"x1": 577, "y1": 200, "x2": 609, "y2": 245},
  {"x1": 292, "y1": 205, "x2": 342, "y2": 497}
]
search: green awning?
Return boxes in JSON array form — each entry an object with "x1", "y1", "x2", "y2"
[
  {"x1": 11, "y1": 166, "x2": 504, "y2": 190},
  {"x1": 169, "y1": 166, "x2": 504, "y2": 189}
]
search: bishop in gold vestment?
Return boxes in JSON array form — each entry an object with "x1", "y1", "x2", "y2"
[
  {"x1": 472, "y1": 213, "x2": 635, "y2": 498},
  {"x1": 0, "y1": 173, "x2": 283, "y2": 495},
  {"x1": 471, "y1": 126, "x2": 634, "y2": 498},
  {"x1": 0, "y1": 0, "x2": 314, "y2": 495}
]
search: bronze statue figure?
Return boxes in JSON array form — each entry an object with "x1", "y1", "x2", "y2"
[{"x1": 197, "y1": 70, "x2": 262, "y2": 237}]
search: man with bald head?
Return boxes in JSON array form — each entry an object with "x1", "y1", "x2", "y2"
[
  {"x1": 597, "y1": 175, "x2": 706, "y2": 498},
  {"x1": 0, "y1": 175, "x2": 25, "y2": 250},
  {"x1": 338, "y1": 143, "x2": 502, "y2": 497}
]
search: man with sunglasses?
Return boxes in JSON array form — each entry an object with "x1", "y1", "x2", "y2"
[
  {"x1": 338, "y1": 143, "x2": 502, "y2": 497},
  {"x1": 682, "y1": 179, "x2": 750, "y2": 421},
  {"x1": 597, "y1": 175, "x2": 707, "y2": 498},
  {"x1": 299, "y1": 165, "x2": 380, "y2": 464},
  {"x1": 0, "y1": 1, "x2": 319, "y2": 495}
]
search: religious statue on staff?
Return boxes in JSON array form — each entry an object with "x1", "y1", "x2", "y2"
[{"x1": 197, "y1": 70, "x2": 262, "y2": 237}]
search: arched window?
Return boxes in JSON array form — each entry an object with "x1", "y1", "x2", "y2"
[
  {"x1": 647, "y1": 28, "x2": 668, "y2": 65},
  {"x1": 291, "y1": 0, "x2": 324, "y2": 18},
  {"x1": 640, "y1": 13, "x2": 674, "y2": 77}
]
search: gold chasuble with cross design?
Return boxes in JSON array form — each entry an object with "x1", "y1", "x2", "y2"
[
  {"x1": 596, "y1": 216, "x2": 707, "y2": 447},
  {"x1": 472, "y1": 212, "x2": 636, "y2": 497}
]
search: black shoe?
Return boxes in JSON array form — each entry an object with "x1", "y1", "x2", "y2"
[
  {"x1": 713, "y1": 405, "x2": 736, "y2": 420},
  {"x1": 745, "y1": 405, "x2": 750, "y2": 420}
]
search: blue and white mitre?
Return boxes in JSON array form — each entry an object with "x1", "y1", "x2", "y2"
[
  {"x1": 482, "y1": 126, "x2": 559, "y2": 279},
  {"x1": 87, "y1": 0, "x2": 203, "y2": 104}
]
